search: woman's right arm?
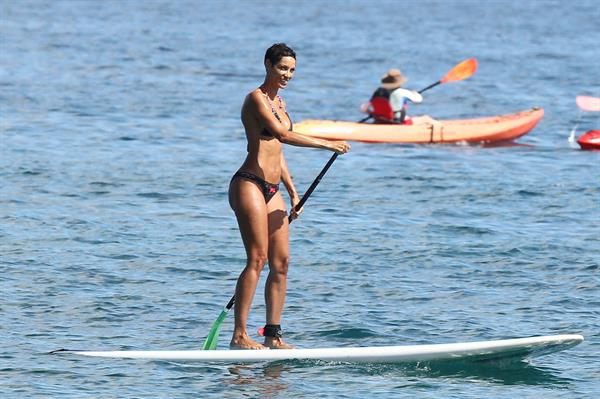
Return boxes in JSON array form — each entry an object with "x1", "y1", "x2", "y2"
[{"x1": 250, "y1": 92, "x2": 350, "y2": 154}]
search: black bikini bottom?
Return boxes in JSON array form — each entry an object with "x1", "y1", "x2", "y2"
[{"x1": 231, "y1": 171, "x2": 280, "y2": 203}]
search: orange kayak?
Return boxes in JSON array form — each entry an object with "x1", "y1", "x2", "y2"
[{"x1": 295, "y1": 108, "x2": 544, "y2": 144}]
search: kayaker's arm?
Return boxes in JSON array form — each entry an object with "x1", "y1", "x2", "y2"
[
  {"x1": 406, "y1": 90, "x2": 423, "y2": 103},
  {"x1": 391, "y1": 88, "x2": 423, "y2": 105}
]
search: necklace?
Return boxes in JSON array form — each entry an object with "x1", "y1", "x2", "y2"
[{"x1": 259, "y1": 86, "x2": 285, "y2": 112}]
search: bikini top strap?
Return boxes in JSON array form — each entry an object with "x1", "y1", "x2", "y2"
[
  {"x1": 269, "y1": 96, "x2": 286, "y2": 123},
  {"x1": 271, "y1": 105, "x2": 283, "y2": 123},
  {"x1": 260, "y1": 89, "x2": 290, "y2": 131}
]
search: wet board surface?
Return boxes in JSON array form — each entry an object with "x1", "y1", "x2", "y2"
[{"x1": 55, "y1": 334, "x2": 583, "y2": 364}]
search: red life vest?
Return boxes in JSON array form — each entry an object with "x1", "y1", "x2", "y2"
[{"x1": 367, "y1": 87, "x2": 407, "y2": 123}]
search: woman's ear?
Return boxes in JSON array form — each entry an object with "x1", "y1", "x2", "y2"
[{"x1": 264, "y1": 59, "x2": 272, "y2": 71}]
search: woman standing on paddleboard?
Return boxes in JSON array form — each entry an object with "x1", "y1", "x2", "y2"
[{"x1": 229, "y1": 43, "x2": 349, "y2": 349}]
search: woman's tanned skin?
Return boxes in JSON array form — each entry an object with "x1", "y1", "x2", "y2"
[{"x1": 228, "y1": 44, "x2": 349, "y2": 349}]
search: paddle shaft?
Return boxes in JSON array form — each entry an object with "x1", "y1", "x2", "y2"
[
  {"x1": 291, "y1": 152, "x2": 339, "y2": 216},
  {"x1": 222, "y1": 152, "x2": 339, "y2": 311},
  {"x1": 418, "y1": 81, "x2": 441, "y2": 94}
]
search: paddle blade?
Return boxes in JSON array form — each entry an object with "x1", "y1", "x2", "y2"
[
  {"x1": 201, "y1": 309, "x2": 229, "y2": 350},
  {"x1": 576, "y1": 96, "x2": 600, "y2": 112},
  {"x1": 440, "y1": 58, "x2": 478, "y2": 83}
]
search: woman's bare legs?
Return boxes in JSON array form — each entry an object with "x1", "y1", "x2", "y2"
[
  {"x1": 264, "y1": 193, "x2": 294, "y2": 349},
  {"x1": 229, "y1": 179, "x2": 270, "y2": 349}
]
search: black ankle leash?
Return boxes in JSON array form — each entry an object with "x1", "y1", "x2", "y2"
[{"x1": 259, "y1": 324, "x2": 283, "y2": 338}]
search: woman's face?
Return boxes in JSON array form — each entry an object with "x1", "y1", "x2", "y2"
[{"x1": 266, "y1": 56, "x2": 296, "y2": 89}]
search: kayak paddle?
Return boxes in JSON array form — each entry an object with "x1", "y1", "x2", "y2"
[
  {"x1": 202, "y1": 152, "x2": 339, "y2": 350},
  {"x1": 418, "y1": 58, "x2": 478, "y2": 94},
  {"x1": 360, "y1": 58, "x2": 478, "y2": 122},
  {"x1": 576, "y1": 96, "x2": 600, "y2": 112}
]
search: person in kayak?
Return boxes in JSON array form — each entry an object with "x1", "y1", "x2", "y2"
[
  {"x1": 229, "y1": 43, "x2": 350, "y2": 350},
  {"x1": 365, "y1": 69, "x2": 437, "y2": 125}
]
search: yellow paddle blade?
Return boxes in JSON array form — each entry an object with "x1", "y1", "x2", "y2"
[{"x1": 441, "y1": 58, "x2": 478, "y2": 83}]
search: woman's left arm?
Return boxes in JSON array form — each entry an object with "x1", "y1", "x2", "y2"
[{"x1": 280, "y1": 153, "x2": 302, "y2": 219}]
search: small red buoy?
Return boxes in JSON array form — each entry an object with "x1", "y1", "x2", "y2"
[
  {"x1": 577, "y1": 130, "x2": 600, "y2": 150},
  {"x1": 257, "y1": 327, "x2": 265, "y2": 336}
]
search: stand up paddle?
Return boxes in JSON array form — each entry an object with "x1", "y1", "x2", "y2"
[
  {"x1": 202, "y1": 153, "x2": 339, "y2": 350},
  {"x1": 360, "y1": 58, "x2": 478, "y2": 122}
]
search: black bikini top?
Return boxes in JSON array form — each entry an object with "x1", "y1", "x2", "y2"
[{"x1": 261, "y1": 111, "x2": 292, "y2": 137}]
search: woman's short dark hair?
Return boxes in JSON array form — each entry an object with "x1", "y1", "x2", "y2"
[{"x1": 264, "y1": 43, "x2": 296, "y2": 65}]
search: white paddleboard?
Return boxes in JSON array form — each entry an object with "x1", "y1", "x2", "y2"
[{"x1": 57, "y1": 334, "x2": 583, "y2": 364}]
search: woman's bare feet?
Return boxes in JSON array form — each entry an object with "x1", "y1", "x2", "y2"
[
  {"x1": 264, "y1": 337, "x2": 294, "y2": 349},
  {"x1": 230, "y1": 332, "x2": 269, "y2": 350}
]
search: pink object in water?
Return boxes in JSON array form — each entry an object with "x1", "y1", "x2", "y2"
[{"x1": 576, "y1": 96, "x2": 600, "y2": 112}]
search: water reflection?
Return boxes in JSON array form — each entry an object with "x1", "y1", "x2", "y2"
[
  {"x1": 225, "y1": 362, "x2": 289, "y2": 397},
  {"x1": 351, "y1": 359, "x2": 575, "y2": 386},
  {"x1": 177, "y1": 357, "x2": 573, "y2": 389},
  {"x1": 164, "y1": 361, "x2": 290, "y2": 397}
]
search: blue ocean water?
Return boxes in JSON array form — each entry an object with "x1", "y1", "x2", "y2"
[{"x1": 1, "y1": 0, "x2": 599, "y2": 397}]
